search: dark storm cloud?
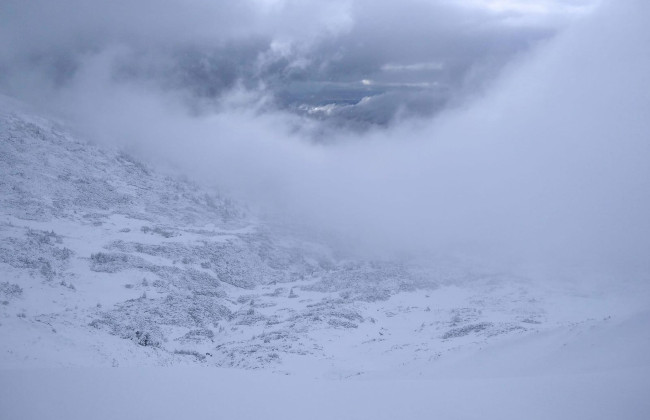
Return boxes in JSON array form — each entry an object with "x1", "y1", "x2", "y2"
[
  {"x1": 307, "y1": 0, "x2": 550, "y2": 80},
  {"x1": 262, "y1": 0, "x2": 556, "y2": 126},
  {"x1": 0, "y1": 0, "x2": 558, "y2": 124},
  {"x1": 0, "y1": 0, "x2": 266, "y2": 101}
]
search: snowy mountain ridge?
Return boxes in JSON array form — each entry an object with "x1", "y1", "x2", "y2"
[{"x1": 0, "y1": 96, "x2": 648, "y2": 384}]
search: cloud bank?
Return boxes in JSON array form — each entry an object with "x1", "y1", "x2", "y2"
[{"x1": 1, "y1": 0, "x2": 647, "y2": 282}]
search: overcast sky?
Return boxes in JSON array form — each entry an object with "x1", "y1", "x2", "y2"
[
  {"x1": 0, "y1": 0, "x2": 587, "y2": 126},
  {"x1": 1, "y1": 0, "x2": 647, "y2": 281}
]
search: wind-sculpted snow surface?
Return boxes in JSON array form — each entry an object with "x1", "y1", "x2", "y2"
[{"x1": 0, "y1": 98, "x2": 648, "y2": 386}]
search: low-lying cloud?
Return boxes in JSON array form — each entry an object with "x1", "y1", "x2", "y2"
[{"x1": 1, "y1": 0, "x2": 647, "y2": 282}]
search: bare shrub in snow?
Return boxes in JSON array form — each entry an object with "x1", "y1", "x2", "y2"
[{"x1": 0, "y1": 282, "x2": 23, "y2": 300}]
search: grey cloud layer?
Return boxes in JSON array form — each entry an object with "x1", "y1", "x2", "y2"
[{"x1": 0, "y1": 0, "x2": 555, "y2": 126}]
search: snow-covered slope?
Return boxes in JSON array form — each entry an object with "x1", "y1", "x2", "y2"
[{"x1": 1, "y1": 96, "x2": 649, "y2": 418}]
